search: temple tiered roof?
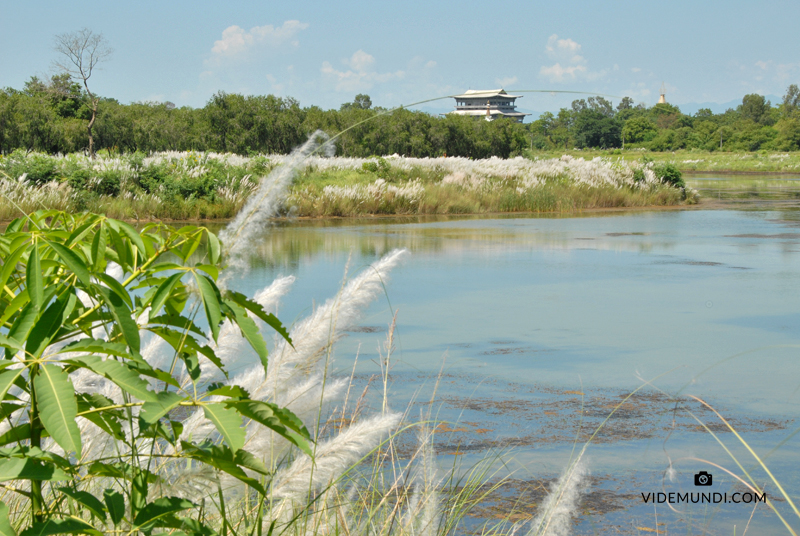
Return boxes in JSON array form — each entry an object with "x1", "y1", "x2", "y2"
[{"x1": 448, "y1": 89, "x2": 529, "y2": 122}]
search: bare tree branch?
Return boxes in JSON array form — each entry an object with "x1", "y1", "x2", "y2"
[{"x1": 52, "y1": 28, "x2": 112, "y2": 158}]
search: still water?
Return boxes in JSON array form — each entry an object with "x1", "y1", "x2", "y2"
[{"x1": 225, "y1": 177, "x2": 799, "y2": 534}]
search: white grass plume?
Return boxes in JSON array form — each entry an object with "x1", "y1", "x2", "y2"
[
  {"x1": 527, "y1": 454, "x2": 588, "y2": 536},
  {"x1": 271, "y1": 411, "x2": 402, "y2": 501},
  {"x1": 254, "y1": 275, "x2": 296, "y2": 314},
  {"x1": 257, "y1": 248, "x2": 409, "y2": 399},
  {"x1": 220, "y1": 131, "x2": 333, "y2": 271}
]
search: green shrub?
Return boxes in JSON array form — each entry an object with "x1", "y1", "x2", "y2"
[
  {"x1": 653, "y1": 163, "x2": 685, "y2": 187},
  {"x1": 0, "y1": 211, "x2": 309, "y2": 534}
]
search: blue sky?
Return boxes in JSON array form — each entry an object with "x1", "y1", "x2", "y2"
[{"x1": 2, "y1": 0, "x2": 799, "y2": 116}]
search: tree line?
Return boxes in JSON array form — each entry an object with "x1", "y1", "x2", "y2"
[
  {"x1": 530, "y1": 88, "x2": 800, "y2": 152},
  {"x1": 2, "y1": 75, "x2": 799, "y2": 157}
]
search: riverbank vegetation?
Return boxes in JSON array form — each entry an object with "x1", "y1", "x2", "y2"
[
  {"x1": 2, "y1": 75, "x2": 800, "y2": 159},
  {"x1": 0, "y1": 151, "x2": 691, "y2": 220},
  {"x1": 527, "y1": 149, "x2": 800, "y2": 173}
]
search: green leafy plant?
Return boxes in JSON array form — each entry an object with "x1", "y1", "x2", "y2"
[{"x1": 0, "y1": 210, "x2": 310, "y2": 535}]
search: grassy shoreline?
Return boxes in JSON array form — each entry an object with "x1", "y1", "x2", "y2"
[{"x1": 0, "y1": 150, "x2": 711, "y2": 221}]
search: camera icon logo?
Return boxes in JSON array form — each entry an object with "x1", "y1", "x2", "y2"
[{"x1": 694, "y1": 471, "x2": 713, "y2": 486}]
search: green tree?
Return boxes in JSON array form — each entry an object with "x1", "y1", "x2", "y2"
[
  {"x1": 340, "y1": 94, "x2": 373, "y2": 111},
  {"x1": 782, "y1": 84, "x2": 800, "y2": 117},
  {"x1": 622, "y1": 116, "x2": 658, "y2": 144},
  {"x1": 739, "y1": 94, "x2": 773, "y2": 125}
]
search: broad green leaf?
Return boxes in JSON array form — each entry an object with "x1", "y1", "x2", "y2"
[
  {"x1": 0, "y1": 424, "x2": 38, "y2": 447},
  {"x1": 4, "y1": 300, "x2": 37, "y2": 359},
  {"x1": 146, "y1": 314, "x2": 205, "y2": 337},
  {"x1": 180, "y1": 442, "x2": 265, "y2": 494},
  {"x1": 0, "y1": 369, "x2": 24, "y2": 407},
  {"x1": 179, "y1": 231, "x2": 202, "y2": 261},
  {"x1": 139, "y1": 391, "x2": 185, "y2": 424},
  {"x1": 95, "y1": 285, "x2": 140, "y2": 353},
  {"x1": 60, "y1": 339, "x2": 140, "y2": 361},
  {"x1": 228, "y1": 400, "x2": 312, "y2": 456},
  {"x1": 139, "y1": 419, "x2": 180, "y2": 445},
  {"x1": 19, "y1": 517, "x2": 102, "y2": 536},
  {"x1": 26, "y1": 245, "x2": 42, "y2": 311},
  {"x1": 64, "y1": 219, "x2": 97, "y2": 248},
  {"x1": 194, "y1": 264, "x2": 219, "y2": 280},
  {"x1": 194, "y1": 274, "x2": 222, "y2": 342},
  {"x1": 149, "y1": 273, "x2": 184, "y2": 316},
  {"x1": 95, "y1": 273, "x2": 132, "y2": 309},
  {"x1": 0, "y1": 458, "x2": 68, "y2": 482},
  {"x1": 0, "y1": 500, "x2": 15, "y2": 536},
  {"x1": 226, "y1": 290, "x2": 292, "y2": 345},
  {"x1": 145, "y1": 327, "x2": 224, "y2": 378},
  {"x1": 226, "y1": 300, "x2": 269, "y2": 375},
  {"x1": 0, "y1": 246, "x2": 26, "y2": 295},
  {"x1": 57, "y1": 487, "x2": 106, "y2": 521},
  {"x1": 45, "y1": 241, "x2": 91, "y2": 286},
  {"x1": 2, "y1": 294, "x2": 34, "y2": 339},
  {"x1": 206, "y1": 231, "x2": 221, "y2": 265},
  {"x1": 76, "y1": 393, "x2": 125, "y2": 440},
  {"x1": 206, "y1": 384, "x2": 249, "y2": 400},
  {"x1": 0, "y1": 446, "x2": 71, "y2": 469},
  {"x1": 25, "y1": 292, "x2": 77, "y2": 358},
  {"x1": 87, "y1": 462, "x2": 157, "y2": 483},
  {"x1": 133, "y1": 497, "x2": 195, "y2": 531},
  {"x1": 180, "y1": 351, "x2": 200, "y2": 383},
  {"x1": 157, "y1": 516, "x2": 217, "y2": 536},
  {"x1": 90, "y1": 225, "x2": 107, "y2": 271},
  {"x1": 112, "y1": 220, "x2": 147, "y2": 258},
  {"x1": 34, "y1": 365, "x2": 81, "y2": 456},
  {"x1": 232, "y1": 448, "x2": 271, "y2": 476},
  {"x1": 0, "y1": 403, "x2": 21, "y2": 421},
  {"x1": 103, "y1": 489, "x2": 125, "y2": 526},
  {"x1": 5, "y1": 217, "x2": 24, "y2": 234},
  {"x1": 0, "y1": 335, "x2": 24, "y2": 355},
  {"x1": 131, "y1": 472, "x2": 148, "y2": 518},
  {"x1": 105, "y1": 228, "x2": 128, "y2": 268},
  {"x1": 202, "y1": 403, "x2": 245, "y2": 451},
  {"x1": 67, "y1": 356, "x2": 158, "y2": 403}
]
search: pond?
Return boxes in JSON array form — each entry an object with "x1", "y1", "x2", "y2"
[{"x1": 225, "y1": 176, "x2": 800, "y2": 534}]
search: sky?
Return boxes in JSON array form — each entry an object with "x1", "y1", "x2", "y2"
[{"x1": 2, "y1": 0, "x2": 799, "y2": 118}]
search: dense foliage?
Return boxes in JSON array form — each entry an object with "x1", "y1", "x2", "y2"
[
  {"x1": 0, "y1": 211, "x2": 308, "y2": 534},
  {"x1": 3, "y1": 75, "x2": 799, "y2": 157},
  {"x1": 530, "y1": 88, "x2": 800, "y2": 152}
]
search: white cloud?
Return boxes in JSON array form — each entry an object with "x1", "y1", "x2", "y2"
[
  {"x1": 321, "y1": 50, "x2": 405, "y2": 92},
  {"x1": 344, "y1": 50, "x2": 375, "y2": 72},
  {"x1": 210, "y1": 20, "x2": 309, "y2": 59},
  {"x1": 495, "y1": 76, "x2": 518, "y2": 88},
  {"x1": 540, "y1": 34, "x2": 598, "y2": 83},
  {"x1": 539, "y1": 64, "x2": 587, "y2": 83},
  {"x1": 545, "y1": 35, "x2": 584, "y2": 63},
  {"x1": 631, "y1": 67, "x2": 641, "y2": 73}
]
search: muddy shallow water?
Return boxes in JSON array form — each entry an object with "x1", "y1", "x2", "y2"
[{"x1": 224, "y1": 180, "x2": 800, "y2": 534}]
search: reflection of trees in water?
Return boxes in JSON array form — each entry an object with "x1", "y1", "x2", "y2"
[{"x1": 243, "y1": 219, "x2": 680, "y2": 270}]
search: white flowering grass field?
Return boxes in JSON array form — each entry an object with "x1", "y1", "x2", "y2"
[
  {"x1": 0, "y1": 151, "x2": 692, "y2": 221},
  {"x1": 527, "y1": 148, "x2": 800, "y2": 173},
  {"x1": 288, "y1": 154, "x2": 691, "y2": 217}
]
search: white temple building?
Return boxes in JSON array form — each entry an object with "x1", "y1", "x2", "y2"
[{"x1": 448, "y1": 89, "x2": 529, "y2": 122}]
